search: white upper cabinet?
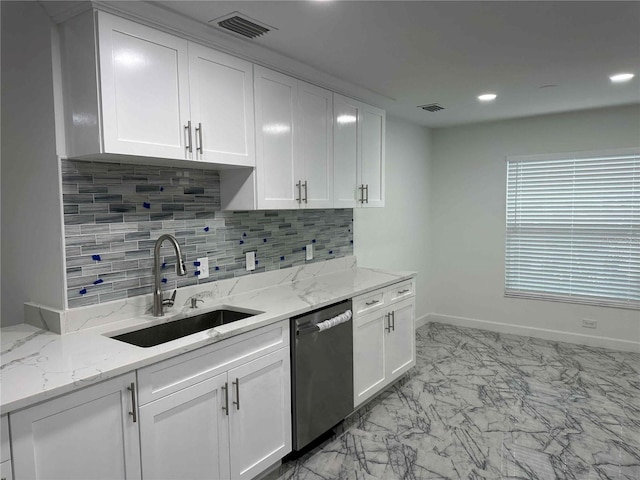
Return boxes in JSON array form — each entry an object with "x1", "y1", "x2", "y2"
[
  {"x1": 188, "y1": 43, "x2": 255, "y2": 167},
  {"x1": 62, "y1": 11, "x2": 255, "y2": 167},
  {"x1": 97, "y1": 12, "x2": 190, "y2": 160},
  {"x1": 254, "y1": 66, "x2": 299, "y2": 209},
  {"x1": 297, "y1": 81, "x2": 334, "y2": 209},
  {"x1": 253, "y1": 67, "x2": 334, "y2": 210},
  {"x1": 333, "y1": 94, "x2": 385, "y2": 208}
]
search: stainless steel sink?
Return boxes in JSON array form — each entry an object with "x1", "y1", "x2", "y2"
[{"x1": 110, "y1": 308, "x2": 258, "y2": 347}]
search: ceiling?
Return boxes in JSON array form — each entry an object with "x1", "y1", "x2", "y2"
[{"x1": 156, "y1": 1, "x2": 640, "y2": 128}]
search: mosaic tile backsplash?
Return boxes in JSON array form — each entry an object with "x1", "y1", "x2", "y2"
[{"x1": 62, "y1": 160, "x2": 353, "y2": 309}]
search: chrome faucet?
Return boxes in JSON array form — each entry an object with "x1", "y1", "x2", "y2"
[{"x1": 153, "y1": 234, "x2": 187, "y2": 316}]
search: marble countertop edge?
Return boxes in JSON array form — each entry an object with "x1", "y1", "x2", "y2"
[{"x1": 1, "y1": 267, "x2": 416, "y2": 414}]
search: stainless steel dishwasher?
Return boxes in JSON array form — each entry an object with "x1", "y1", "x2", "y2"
[{"x1": 290, "y1": 299, "x2": 354, "y2": 451}]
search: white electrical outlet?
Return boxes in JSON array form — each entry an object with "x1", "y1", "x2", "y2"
[
  {"x1": 246, "y1": 251, "x2": 256, "y2": 271},
  {"x1": 306, "y1": 244, "x2": 313, "y2": 261},
  {"x1": 582, "y1": 318, "x2": 597, "y2": 329},
  {"x1": 196, "y1": 257, "x2": 209, "y2": 279}
]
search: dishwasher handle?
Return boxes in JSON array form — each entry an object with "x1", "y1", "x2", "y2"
[{"x1": 297, "y1": 309, "x2": 352, "y2": 336}]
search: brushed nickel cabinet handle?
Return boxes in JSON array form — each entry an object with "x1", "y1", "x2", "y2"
[
  {"x1": 384, "y1": 313, "x2": 391, "y2": 333},
  {"x1": 127, "y1": 382, "x2": 137, "y2": 423},
  {"x1": 185, "y1": 121, "x2": 193, "y2": 153},
  {"x1": 222, "y1": 382, "x2": 229, "y2": 415},
  {"x1": 398, "y1": 289, "x2": 410, "y2": 294},
  {"x1": 232, "y1": 378, "x2": 240, "y2": 410},
  {"x1": 303, "y1": 181, "x2": 308, "y2": 204},
  {"x1": 296, "y1": 180, "x2": 302, "y2": 204},
  {"x1": 196, "y1": 122, "x2": 203, "y2": 154},
  {"x1": 365, "y1": 299, "x2": 379, "y2": 306},
  {"x1": 359, "y1": 184, "x2": 365, "y2": 204},
  {"x1": 391, "y1": 311, "x2": 395, "y2": 331},
  {"x1": 365, "y1": 184, "x2": 369, "y2": 204}
]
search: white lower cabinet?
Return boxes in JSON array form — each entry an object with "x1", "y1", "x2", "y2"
[
  {"x1": 353, "y1": 281, "x2": 416, "y2": 407},
  {"x1": 10, "y1": 373, "x2": 141, "y2": 480},
  {"x1": 139, "y1": 373, "x2": 230, "y2": 480},
  {"x1": 138, "y1": 319, "x2": 291, "y2": 480}
]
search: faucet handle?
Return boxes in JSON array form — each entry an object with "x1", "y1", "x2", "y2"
[
  {"x1": 162, "y1": 289, "x2": 177, "y2": 308},
  {"x1": 190, "y1": 298, "x2": 204, "y2": 309}
]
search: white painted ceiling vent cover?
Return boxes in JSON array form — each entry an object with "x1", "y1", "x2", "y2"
[
  {"x1": 209, "y1": 12, "x2": 275, "y2": 39},
  {"x1": 418, "y1": 104, "x2": 445, "y2": 112}
]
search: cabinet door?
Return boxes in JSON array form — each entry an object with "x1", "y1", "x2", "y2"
[
  {"x1": 360, "y1": 104, "x2": 385, "y2": 208},
  {"x1": 98, "y1": 12, "x2": 191, "y2": 160},
  {"x1": 353, "y1": 309, "x2": 387, "y2": 407},
  {"x1": 333, "y1": 93, "x2": 359, "y2": 208},
  {"x1": 139, "y1": 373, "x2": 230, "y2": 480},
  {"x1": 189, "y1": 44, "x2": 255, "y2": 167},
  {"x1": 11, "y1": 373, "x2": 141, "y2": 480},
  {"x1": 228, "y1": 348, "x2": 291, "y2": 480},
  {"x1": 298, "y1": 82, "x2": 333, "y2": 209},
  {"x1": 254, "y1": 66, "x2": 299, "y2": 209},
  {"x1": 385, "y1": 297, "x2": 416, "y2": 382}
]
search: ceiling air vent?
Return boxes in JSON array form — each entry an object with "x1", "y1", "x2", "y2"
[
  {"x1": 210, "y1": 12, "x2": 274, "y2": 39},
  {"x1": 418, "y1": 103, "x2": 445, "y2": 112}
]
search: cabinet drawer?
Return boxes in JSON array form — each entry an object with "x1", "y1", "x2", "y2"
[
  {"x1": 138, "y1": 320, "x2": 289, "y2": 405},
  {"x1": 1, "y1": 415, "x2": 8, "y2": 463},
  {"x1": 353, "y1": 290, "x2": 385, "y2": 315},
  {"x1": 385, "y1": 280, "x2": 415, "y2": 303}
]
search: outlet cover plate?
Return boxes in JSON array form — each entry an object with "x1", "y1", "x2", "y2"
[
  {"x1": 306, "y1": 244, "x2": 313, "y2": 261},
  {"x1": 246, "y1": 251, "x2": 256, "y2": 271},
  {"x1": 197, "y1": 257, "x2": 209, "y2": 279}
]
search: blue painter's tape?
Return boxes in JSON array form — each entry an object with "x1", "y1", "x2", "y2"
[
  {"x1": 79, "y1": 288, "x2": 87, "y2": 295},
  {"x1": 215, "y1": 266, "x2": 220, "y2": 271},
  {"x1": 302, "y1": 246, "x2": 306, "y2": 250},
  {"x1": 239, "y1": 240, "x2": 244, "y2": 245},
  {"x1": 312, "y1": 239, "x2": 316, "y2": 243},
  {"x1": 160, "y1": 187, "x2": 164, "y2": 192},
  {"x1": 350, "y1": 240, "x2": 354, "y2": 244},
  {"x1": 204, "y1": 226, "x2": 210, "y2": 232},
  {"x1": 263, "y1": 238, "x2": 267, "y2": 242},
  {"x1": 143, "y1": 202, "x2": 151, "y2": 209},
  {"x1": 255, "y1": 260, "x2": 259, "y2": 265},
  {"x1": 329, "y1": 250, "x2": 333, "y2": 254},
  {"x1": 193, "y1": 261, "x2": 201, "y2": 267},
  {"x1": 161, "y1": 278, "x2": 167, "y2": 283},
  {"x1": 195, "y1": 270, "x2": 201, "y2": 276},
  {"x1": 280, "y1": 256, "x2": 285, "y2": 261},
  {"x1": 93, "y1": 279, "x2": 104, "y2": 285},
  {"x1": 162, "y1": 262, "x2": 167, "y2": 269},
  {"x1": 92, "y1": 254, "x2": 101, "y2": 261}
]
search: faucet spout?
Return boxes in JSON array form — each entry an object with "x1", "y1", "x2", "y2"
[{"x1": 153, "y1": 234, "x2": 187, "y2": 316}]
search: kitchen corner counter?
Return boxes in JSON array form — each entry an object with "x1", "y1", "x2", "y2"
[{"x1": 1, "y1": 265, "x2": 415, "y2": 414}]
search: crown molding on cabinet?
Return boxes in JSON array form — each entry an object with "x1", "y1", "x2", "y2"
[{"x1": 41, "y1": 0, "x2": 392, "y2": 111}]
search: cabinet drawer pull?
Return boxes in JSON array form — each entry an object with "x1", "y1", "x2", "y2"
[
  {"x1": 196, "y1": 122, "x2": 203, "y2": 154},
  {"x1": 364, "y1": 184, "x2": 369, "y2": 204},
  {"x1": 222, "y1": 382, "x2": 229, "y2": 415},
  {"x1": 184, "y1": 121, "x2": 193, "y2": 153},
  {"x1": 365, "y1": 299, "x2": 379, "y2": 306},
  {"x1": 232, "y1": 378, "x2": 240, "y2": 410},
  {"x1": 127, "y1": 382, "x2": 137, "y2": 423},
  {"x1": 384, "y1": 313, "x2": 391, "y2": 333},
  {"x1": 398, "y1": 289, "x2": 410, "y2": 294},
  {"x1": 296, "y1": 181, "x2": 302, "y2": 204},
  {"x1": 391, "y1": 310, "x2": 395, "y2": 331},
  {"x1": 303, "y1": 180, "x2": 308, "y2": 204},
  {"x1": 358, "y1": 184, "x2": 365, "y2": 204}
]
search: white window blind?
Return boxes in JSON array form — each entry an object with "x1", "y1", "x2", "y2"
[{"x1": 505, "y1": 149, "x2": 640, "y2": 309}]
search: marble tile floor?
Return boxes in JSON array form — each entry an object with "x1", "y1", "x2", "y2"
[{"x1": 267, "y1": 322, "x2": 640, "y2": 480}]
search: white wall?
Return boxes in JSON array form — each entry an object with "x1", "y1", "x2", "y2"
[
  {"x1": 1, "y1": 2, "x2": 66, "y2": 326},
  {"x1": 354, "y1": 117, "x2": 432, "y2": 323},
  {"x1": 430, "y1": 105, "x2": 640, "y2": 350}
]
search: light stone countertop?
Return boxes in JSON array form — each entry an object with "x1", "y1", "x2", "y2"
[{"x1": 1, "y1": 265, "x2": 415, "y2": 414}]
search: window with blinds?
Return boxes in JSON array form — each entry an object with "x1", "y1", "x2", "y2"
[{"x1": 505, "y1": 149, "x2": 639, "y2": 309}]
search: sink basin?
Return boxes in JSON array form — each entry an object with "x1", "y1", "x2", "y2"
[{"x1": 110, "y1": 308, "x2": 258, "y2": 347}]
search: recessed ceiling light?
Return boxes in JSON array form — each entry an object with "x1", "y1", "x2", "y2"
[
  {"x1": 478, "y1": 93, "x2": 497, "y2": 102},
  {"x1": 610, "y1": 73, "x2": 635, "y2": 83}
]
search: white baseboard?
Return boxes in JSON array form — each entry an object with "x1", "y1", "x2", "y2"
[
  {"x1": 415, "y1": 313, "x2": 429, "y2": 329},
  {"x1": 424, "y1": 313, "x2": 640, "y2": 353}
]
